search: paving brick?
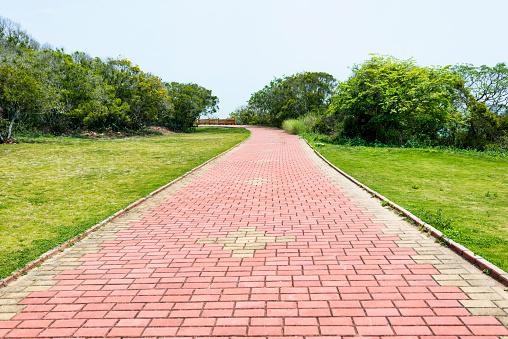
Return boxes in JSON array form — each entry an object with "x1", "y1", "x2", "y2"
[
  {"x1": 145, "y1": 326, "x2": 180, "y2": 338},
  {"x1": 38, "y1": 327, "x2": 78, "y2": 337},
  {"x1": 320, "y1": 325, "x2": 356, "y2": 336},
  {"x1": 431, "y1": 325, "x2": 472, "y2": 335},
  {"x1": 4, "y1": 328, "x2": 44, "y2": 337},
  {"x1": 17, "y1": 319, "x2": 53, "y2": 328},
  {"x1": 212, "y1": 326, "x2": 247, "y2": 336},
  {"x1": 73, "y1": 327, "x2": 111, "y2": 337},
  {"x1": 107, "y1": 327, "x2": 144, "y2": 337},
  {"x1": 393, "y1": 325, "x2": 432, "y2": 335},
  {"x1": 177, "y1": 326, "x2": 213, "y2": 336},
  {"x1": 468, "y1": 325, "x2": 508, "y2": 335},
  {"x1": 248, "y1": 326, "x2": 282, "y2": 336}
]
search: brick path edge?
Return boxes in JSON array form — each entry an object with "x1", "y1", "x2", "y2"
[
  {"x1": 305, "y1": 138, "x2": 508, "y2": 287},
  {"x1": 0, "y1": 129, "x2": 252, "y2": 288}
]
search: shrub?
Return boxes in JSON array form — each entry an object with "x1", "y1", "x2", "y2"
[{"x1": 282, "y1": 119, "x2": 305, "y2": 135}]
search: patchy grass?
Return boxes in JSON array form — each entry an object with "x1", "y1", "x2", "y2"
[
  {"x1": 314, "y1": 143, "x2": 508, "y2": 272},
  {"x1": 0, "y1": 127, "x2": 249, "y2": 279}
]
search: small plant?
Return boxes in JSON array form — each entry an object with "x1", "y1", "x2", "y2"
[
  {"x1": 483, "y1": 269, "x2": 491, "y2": 275},
  {"x1": 485, "y1": 191, "x2": 491, "y2": 197},
  {"x1": 403, "y1": 217, "x2": 416, "y2": 225},
  {"x1": 435, "y1": 238, "x2": 448, "y2": 246},
  {"x1": 381, "y1": 201, "x2": 389, "y2": 207},
  {"x1": 417, "y1": 208, "x2": 454, "y2": 231},
  {"x1": 412, "y1": 184, "x2": 419, "y2": 189}
]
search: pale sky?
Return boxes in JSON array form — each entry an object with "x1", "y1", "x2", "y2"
[{"x1": 1, "y1": 0, "x2": 507, "y2": 117}]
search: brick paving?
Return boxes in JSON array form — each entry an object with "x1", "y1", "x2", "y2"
[{"x1": 1, "y1": 126, "x2": 508, "y2": 338}]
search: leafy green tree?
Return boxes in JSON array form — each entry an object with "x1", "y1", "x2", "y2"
[
  {"x1": 451, "y1": 83, "x2": 503, "y2": 149},
  {"x1": 0, "y1": 16, "x2": 219, "y2": 135},
  {"x1": 0, "y1": 65, "x2": 42, "y2": 141},
  {"x1": 248, "y1": 72, "x2": 336, "y2": 127},
  {"x1": 165, "y1": 82, "x2": 218, "y2": 131},
  {"x1": 452, "y1": 63, "x2": 508, "y2": 115},
  {"x1": 0, "y1": 16, "x2": 39, "y2": 50},
  {"x1": 327, "y1": 55, "x2": 461, "y2": 145},
  {"x1": 98, "y1": 58, "x2": 172, "y2": 130},
  {"x1": 229, "y1": 105, "x2": 258, "y2": 125}
]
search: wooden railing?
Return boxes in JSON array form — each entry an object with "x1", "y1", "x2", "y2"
[{"x1": 195, "y1": 118, "x2": 237, "y2": 125}]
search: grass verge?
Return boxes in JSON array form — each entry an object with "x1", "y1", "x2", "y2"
[
  {"x1": 313, "y1": 142, "x2": 508, "y2": 272},
  {"x1": 0, "y1": 127, "x2": 249, "y2": 279}
]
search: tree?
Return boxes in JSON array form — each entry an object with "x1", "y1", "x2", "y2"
[
  {"x1": 0, "y1": 16, "x2": 220, "y2": 135},
  {"x1": 452, "y1": 63, "x2": 508, "y2": 116},
  {"x1": 165, "y1": 82, "x2": 218, "y2": 131},
  {"x1": 0, "y1": 65, "x2": 42, "y2": 141},
  {"x1": 229, "y1": 105, "x2": 258, "y2": 125},
  {"x1": 247, "y1": 72, "x2": 336, "y2": 127},
  {"x1": 0, "y1": 15, "x2": 39, "y2": 50},
  {"x1": 327, "y1": 55, "x2": 461, "y2": 145},
  {"x1": 98, "y1": 58, "x2": 171, "y2": 130}
]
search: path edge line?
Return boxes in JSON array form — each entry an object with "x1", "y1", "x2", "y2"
[
  {"x1": 0, "y1": 129, "x2": 251, "y2": 288},
  {"x1": 304, "y1": 138, "x2": 508, "y2": 287}
]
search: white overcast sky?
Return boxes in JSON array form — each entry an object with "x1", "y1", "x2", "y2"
[{"x1": 1, "y1": 0, "x2": 507, "y2": 117}]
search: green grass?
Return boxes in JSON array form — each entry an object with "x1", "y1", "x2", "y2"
[
  {"x1": 314, "y1": 143, "x2": 508, "y2": 272},
  {"x1": 0, "y1": 127, "x2": 249, "y2": 279}
]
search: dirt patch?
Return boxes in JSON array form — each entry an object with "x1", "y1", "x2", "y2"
[{"x1": 147, "y1": 126, "x2": 174, "y2": 135}]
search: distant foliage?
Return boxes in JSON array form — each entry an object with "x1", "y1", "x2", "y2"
[
  {"x1": 0, "y1": 16, "x2": 217, "y2": 141},
  {"x1": 230, "y1": 72, "x2": 336, "y2": 127}
]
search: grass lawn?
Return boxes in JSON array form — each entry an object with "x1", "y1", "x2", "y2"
[
  {"x1": 314, "y1": 143, "x2": 508, "y2": 272},
  {"x1": 0, "y1": 127, "x2": 249, "y2": 279}
]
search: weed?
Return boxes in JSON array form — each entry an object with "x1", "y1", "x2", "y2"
[
  {"x1": 415, "y1": 209, "x2": 454, "y2": 231},
  {"x1": 412, "y1": 184, "x2": 419, "y2": 189},
  {"x1": 483, "y1": 269, "x2": 491, "y2": 275},
  {"x1": 381, "y1": 201, "x2": 389, "y2": 207},
  {"x1": 403, "y1": 217, "x2": 416, "y2": 225}
]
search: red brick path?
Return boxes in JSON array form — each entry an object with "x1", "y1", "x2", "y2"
[{"x1": 1, "y1": 126, "x2": 508, "y2": 338}]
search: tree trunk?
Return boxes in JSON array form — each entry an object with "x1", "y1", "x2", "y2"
[{"x1": 7, "y1": 115, "x2": 15, "y2": 139}]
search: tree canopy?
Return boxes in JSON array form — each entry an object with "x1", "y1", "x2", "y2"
[
  {"x1": 231, "y1": 72, "x2": 336, "y2": 127},
  {"x1": 165, "y1": 82, "x2": 219, "y2": 131},
  {"x1": 452, "y1": 63, "x2": 508, "y2": 116},
  {"x1": 0, "y1": 15, "x2": 217, "y2": 141},
  {"x1": 326, "y1": 55, "x2": 462, "y2": 145}
]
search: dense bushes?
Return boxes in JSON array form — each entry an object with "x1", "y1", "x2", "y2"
[
  {"x1": 237, "y1": 54, "x2": 508, "y2": 152},
  {"x1": 0, "y1": 16, "x2": 218, "y2": 141},
  {"x1": 230, "y1": 72, "x2": 336, "y2": 127},
  {"x1": 325, "y1": 55, "x2": 508, "y2": 150},
  {"x1": 326, "y1": 55, "x2": 461, "y2": 145}
]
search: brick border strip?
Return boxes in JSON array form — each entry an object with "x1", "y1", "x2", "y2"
[
  {"x1": 305, "y1": 139, "x2": 508, "y2": 286},
  {"x1": 0, "y1": 130, "x2": 251, "y2": 288}
]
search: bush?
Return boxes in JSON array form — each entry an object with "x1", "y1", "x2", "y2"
[{"x1": 282, "y1": 119, "x2": 305, "y2": 134}]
